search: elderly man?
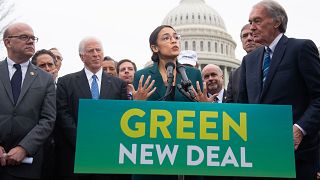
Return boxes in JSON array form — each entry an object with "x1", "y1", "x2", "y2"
[
  {"x1": 201, "y1": 64, "x2": 226, "y2": 103},
  {"x1": 238, "y1": 0, "x2": 320, "y2": 179},
  {"x1": 49, "y1": 47, "x2": 63, "y2": 72},
  {"x1": 226, "y1": 23, "x2": 261, "y2": 103},
  {"x1": 0, "y1": 23, "x2": 56, "y2": 180},
  {"x1": 55, "y1": 37, "x2": 128, "y2": 180}
]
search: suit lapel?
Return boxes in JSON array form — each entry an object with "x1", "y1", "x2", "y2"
[
  {"x1": 75, "y1": 69, "x2": 91, "y2": 99},
  {"x1": 150, "y1": 63, "x2": 167, "y2": 98},
  {"x1": 16, "y1": 63, "x2": 38, "y2": 106},
  {"x1": 260, "y1": 35, "x2": 288, "y2": 100},
  {"x1": 249, "y1": 47, "x2": 264, "y2": 103},
  {"x1": 0, "y1": 59, "x2": 14, "y2": 104},
  {"x1": 100, "y1": 72, "x2": 112, "y2": 99},
  {"x1": 222, "y1": 89, "x2": 227, "y2": 103}
]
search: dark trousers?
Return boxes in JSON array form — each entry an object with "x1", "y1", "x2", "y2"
[{"x1": 0, "y1": 170, "x2": 38, "y2": 180}]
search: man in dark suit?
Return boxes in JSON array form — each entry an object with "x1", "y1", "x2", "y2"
[
  {"x1": 55, "y1": 37, "x2": 128, "y2": 180},
  {"x1": 0, "y1": 23, "x2": 56, "y2": 179},
  {"x1": 201, "y1": 64, "x2": 226, "y2": 103},
  {"x1": 226, "y1": 24, "x2": 261, "y2": 103},
  {"x1": 238, "y1": 0, "x2": 320, "y2": 179}
]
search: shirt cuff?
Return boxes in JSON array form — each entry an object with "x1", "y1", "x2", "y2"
[{"x1": 294, "y1": 124, "x2": 306, "y2": 135}]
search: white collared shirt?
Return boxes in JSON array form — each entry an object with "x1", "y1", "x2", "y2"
[
  {"x1": 266, "y1": 33, "x2": 283, "y2": 59},
  {"x1": 7, "y1": 58, "x2": 29, "y2": 87},
  {"x1": 84, "y1": 67, "x2": 103, "y2": 94},
  {"x1": 208, "y1": 89, "x2": 224, "y2": 103},
  {"x1": 216, "y1": 89, "x2": 224, "y2": 103}
]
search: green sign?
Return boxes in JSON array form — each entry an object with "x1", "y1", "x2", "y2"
[{"x1": 75, "y1": 99, "x2": 295, "y2": 178}]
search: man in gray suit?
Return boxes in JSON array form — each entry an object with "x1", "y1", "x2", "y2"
[
  {"x1": 0, "y1": 23, "x2": 56, "y2": 179},
  {"x1": 55, "y1": 37, "x2": 128, "y2": 180}
]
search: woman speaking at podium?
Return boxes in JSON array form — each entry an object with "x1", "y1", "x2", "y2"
[{"x1": 131, "y1": 25, "x2": 209, "y2": 180}]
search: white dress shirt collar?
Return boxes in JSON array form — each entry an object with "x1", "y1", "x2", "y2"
[
  {"x1": 84, "y1": 67, "x2": 103, "y2": 93},
  {"x1": 7, "y1": 57, "x2": 29, "y2": 83},
  {"x1": 267, "y1": 33, "x2": 283, "y2": 59},
  {"x1": 208, "y1": 88, "x2": 224, "y2": 103}
]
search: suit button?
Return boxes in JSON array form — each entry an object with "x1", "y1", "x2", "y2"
[{"x1": 13, "y1": 112, "x2": 17, "y2": 116}]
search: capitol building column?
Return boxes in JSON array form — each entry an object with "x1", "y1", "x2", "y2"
[{"x1": 223, "y1": 66, "x2": 229, "y2": 89}]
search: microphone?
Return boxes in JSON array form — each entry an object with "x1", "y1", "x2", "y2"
[
  {"x1": 165, "y1": 62, "x2": 175, "y2": 87},
  {"x1": 177, "y1": 65, "x2": 196, "y2": 100},
  {"x1": 158, "y1": 62, "x2": 175, "y2": 101}
]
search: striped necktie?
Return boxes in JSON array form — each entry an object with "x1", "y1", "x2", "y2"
[
  {"x1": 91, "y1": 75, "x2": 99, "y2": 99},
  {"x1": 262, "y1": 47, "x2": 271, "y2": 86}
]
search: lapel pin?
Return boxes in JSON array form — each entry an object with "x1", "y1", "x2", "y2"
[{"x1": 30, "y1": 72, "x2": 35, "y2": 76}]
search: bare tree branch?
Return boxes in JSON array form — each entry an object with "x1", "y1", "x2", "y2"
[{"x1": 0, "y1": 0, "x2": 15, "y2": 39}]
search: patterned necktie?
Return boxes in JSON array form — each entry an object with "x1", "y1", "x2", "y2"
[
  {"x1": 262, "y1": 47, "x2": 271, "y2": 86},
  {"x1": 11, "y1": 64, "x2": 22, "y2": 104},
  {"x1": 91, "y1": 75, "x2": 99, "y2": 100}
]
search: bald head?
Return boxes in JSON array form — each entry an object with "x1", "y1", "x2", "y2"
[
  {"x1": 202, "y1": 64, "x2": 223, "y2": 76},
  {"x1": 3, "y1": 22, "x2": 36, "y2": 63},
  {"x1": 3, "y1": 23, "x2": 33, "y2": 39},
  {"x1": 201, "y1": 64, "x2": 224, "y2": 95}
]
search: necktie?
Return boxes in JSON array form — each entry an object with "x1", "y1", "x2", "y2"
[
  {"x1": 11, "y1": 64, "x2": 22, "y2": 104},
  {"x1": 262, "y1": 47, "x2": 271, "y2": 86},
  {"x1": 91, "y1": 75, "x2": 99, "y2": 99},
  {"x1": 214, "y1": 96, "x2": 219, "y2": 103},
  {"x1": 127, "y1": 92, "x2": 133, "y2": 100}
]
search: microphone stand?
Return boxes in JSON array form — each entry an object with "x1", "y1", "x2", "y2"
[
  {"x1": 158, "y1": 62, "x2": 175, "y2": 101},
  {"x1": 177, "y1": 84, "x2": 198, "y2": 102}
]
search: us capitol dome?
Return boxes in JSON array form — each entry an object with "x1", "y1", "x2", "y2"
[{"x1": 162, "y1": 0, "x2": 240, "y2": 87}]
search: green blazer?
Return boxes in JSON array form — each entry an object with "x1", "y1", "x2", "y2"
[
  {"x1": 134, "y1": 62, "x2": 203, "y2": 102},
  {"x1": 132, "y1": 63, "x2": 203, "y2": 180}
]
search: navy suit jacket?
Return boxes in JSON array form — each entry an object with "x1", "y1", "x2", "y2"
[
  {"x1": 238, "y1": 35, "x2": 320, "y2": 162},
  {"x1": 55, "y1": 69, "x2": 127, "y2": 176},
  {"x1": 133, "y1": 63, "x2": 203, "y2": 101},
  {"x1": 226, "y1": 67, "x2": 240, "y2": 103}
]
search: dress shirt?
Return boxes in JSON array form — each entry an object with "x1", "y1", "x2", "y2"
[
  {"x1": 208, "y1": 89, "x2": 224, "y2": 103},
  {"x1": 84, "y1": 67, "x2": 103, "y2": 94},
  {"x1": 7, "y1": 57, "x2": 29, "y2": 86}
]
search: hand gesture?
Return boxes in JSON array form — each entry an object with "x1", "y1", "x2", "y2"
[
  {"x1": 194, "y1": 81, "x2": 218, "y2": 102},
  {"x1": 130, "y1": 75, "x2": 156, "y2": 100}
]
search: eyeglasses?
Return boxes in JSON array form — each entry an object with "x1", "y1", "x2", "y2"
[
  {"x1": 7, "y1": 34, "x2": 39, "y2": 42},
  {"x1": 160, "y1": 33, "x2": 181, "y2": 43}
]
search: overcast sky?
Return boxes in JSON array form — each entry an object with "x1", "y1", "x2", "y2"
[{"x1": 1, "y1": 0, "x2": 319, "y2": 76}]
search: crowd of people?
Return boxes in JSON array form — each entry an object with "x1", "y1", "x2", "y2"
[{"x1": 0, "y1": 0, "x2": 319, "y2": 179}]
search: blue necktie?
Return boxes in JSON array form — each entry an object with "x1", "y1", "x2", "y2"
[
  {"x1": 262, "y1": 47, "x2": 271, "y2": 86},
  {"x1": 11, "y1": 64, "x2": 22, "y2": 104},
  {"x1": 91, "y1": 75, "x2": 99, "y2": 100}
]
